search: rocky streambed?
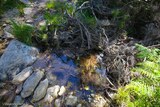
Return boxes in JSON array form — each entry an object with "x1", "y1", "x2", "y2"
[{"x1": 0, "y1": 40, "x2": 107, "y2": 107}]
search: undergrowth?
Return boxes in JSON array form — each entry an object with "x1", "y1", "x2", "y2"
[
  {"x1": 113, "y1": 44, "x2": 160, "y2": 107},
  {"x1": 0, "y1": 0, "x2": 25, "y2": 16},
  {"x1": 11, "y1": 20, "x2": 34, "y2": 45}
]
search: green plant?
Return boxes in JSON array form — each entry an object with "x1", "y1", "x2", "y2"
[
  {"x1": 113, "y1": 44, "x2": 160, "y2": 107},
  {"x1": 0, "y1": 0, "x2": 25, "y2": 16},
  {"x1": 11, "y1": 20, "x2": 34, "y2": 45},
  {"x1": 45, "y1": 0, "x2": 76, "y2": 30}
]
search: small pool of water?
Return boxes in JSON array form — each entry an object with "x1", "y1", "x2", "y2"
[{"x1": 32, "y1": 52, "x2": 105, "y2": 100}]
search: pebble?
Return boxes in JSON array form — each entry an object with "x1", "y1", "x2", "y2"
[
  {"x1": 65, "y1": 95, "x2": 78, "y2": 106},
  {"x1": 32, "y1": 78, "x2": 49, "y2": 102},
  {"x1": 21, "y1": 103, "x2": 34, "y2": 107},
  {"x1": 44, "y1": 94, "x2": 54, "y2": 103},
  {"x1": 16, "y1": 84, "x2": 23, "y2": 94},
  {"x1": 21, "y1": 69, "x2": 44, "y2": 98},
  {"x1": 47, "y1": 85, "x2": 60, "y2": 98},
  {"x1": 12, "y1": 67, "x2": 33, "y2": 84},
  {"x1": 23, "y1": 8, "x2": 33, "y2": 15},
  {"x1": 13, "y1": 95, "x2": 24, "y2": 106},
  {"x1": 58, "y1": 86, "x2": 66, "y2": 96},
  {"x1": 55, "y1": 98, "x2": 61, "y2": 107}
]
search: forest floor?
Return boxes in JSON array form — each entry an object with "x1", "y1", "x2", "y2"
[{"x1": 0, "y1": 0, "x2": 160, "y2": 107}]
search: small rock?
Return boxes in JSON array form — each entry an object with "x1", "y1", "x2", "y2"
[
  {"x1": 21, "y1": 69, "x2": 44, "y2": 98},
  {"x1": 12, "y1": 67, "x2": 33, "y2": 84},
  {"x1": 43, "y1": 85, "x2": 60, "y2": 103},
  {"x1": 26, "y1": 19, "x2": 33, "y2": 23},
  {"x1": 44, "y1": 94, "x2": 54, "y2": 103},
  {"x1": 91, "y1": 95, "x2": 107, "y2": 107},
  {"x1": 47, "y1": 85, "x2": 60, "y2": 98},
  {"x1": 77, "y1": 104, "x2": 82, "y2": 107},
  {"x1": 13, "y1": 95, "x2": 24, "y2": 106},
  {"x1": 21, "y1": 103, "x2": 34, "y2": 107},
  {"x1": 55, "y1": 98, "x2": 61, "y2": 107},
  {"x1": 32, "y1": 78, "x2": 49, "y2": 102},
  {"x1": 16, "y1": 84, "x2": 23, "y2": 94},
  {"x1": 65, "y1": 95, "x2": 78, "y2": 106},
  {"x1": 23, "y1": 8, "x2": 33, "y2": 15},
  {"x1": 46, "y1": 72, "x2": 57, "y2": 85},
  {"x1": 3, "y1": 26, "x2": 14, "y2": 39},
  {"x1": 58, "y1": 86, "x2": 66, "y2": 96},
  {"x1": 39, "y1": 20, "x2": 46, "y2": 26}
]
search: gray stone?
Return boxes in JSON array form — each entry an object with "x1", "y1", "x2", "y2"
[
  {"x1": 13, "y1": 95, "x2": 24, "y2": 106},
  {"x1": 16, "y1": 84, "x2": 23, "y2": 94},
  {"x1": 91, "y1": 95, "x2": 106, "y2": 107},
  {"x1": 3, "y1": 26, "x2": 14, "y2": 39},
  {"x1": 32, "y1": 78, "x2": 48, "y2": 102},
  {"x1": 43, "y1": 85, "x2": 60, "y2": 103},
  {"x1": 21, "y1": 69, "x2": 44, "y2": 98},
  {"x1": 20, "y1": 103, "x2": 33, "y2": 107},
  {"x1": 44, "y1": 93, "x2": 54, "y2": 103},
  {"x1": 47, "y1": 85, "x2": 60, "y2": 98},
  {"x1": 23, "y1": 8, "x2": 33, "y2": 15},
  {"x1": 0, "y1": 40, "x2": 39, "y2": 81},
  {"x1": 58, "y1": 86, "x2": 66, "y2": 96},
  {"x1": 65, "y1": 95, "x2": 78, "y2": 106},
  {"x1": 12, "y1": 67, "x2": 33, "y2": 84},
  {"x1": 77, "y1": 104, "x2": 82, "y2": 107},
  {"x1": 55, "y1": 98, "x2": 61, "y2": 107},
  {"x1": 39, "y1": 20, "x2": 46, "y2": 26}
]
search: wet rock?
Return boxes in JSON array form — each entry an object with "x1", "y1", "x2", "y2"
[
  {"x1": 21, "y1": 103, "x2": 34, "y2": 107},
  {"x1": 44, "y1": 85, "x2": 60, "y2": 103},
  {"x1": 0, "y1": 40, "x2": 39, "y2": 82},
  {"x1": 16, "y1": 84, "x2": 23, "y2": 94},
  {"x1": 47, "y1": 85, "x2": 60, "y2": 98},
  {"x1": 55, "y1": 98, "x2": 61, "y2": 107},
  {"x1": 21, "y1": 69, "x2": 44, "y2": 98},
  {"x1": 12, "y1": 67, "x2": 33, "y2": 84},
  {"x1": 44, "y1": 93, "x2": 54, "y2": 103},
  {"x1": 58, "y1": 86, "x2": 66, "y2": 96},
  {"x1": 46, "y1": 72, "x2": 57, "y2": 85},
  {"x1": 13, "y1": 95, "x2": 24, "y2": 106},
  {"x1": 91, "y1": 95, "x2": 107, "y2": 107},
  {"x1": 65, "y1": 95, "x2": 78, "y2": 106},
  {"x1": 32, "y1": 78, "x2": 49, "y2": 102}
]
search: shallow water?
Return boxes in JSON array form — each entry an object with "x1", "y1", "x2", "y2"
[{"x1": 32, "y1": 52, "x2": 106, "y2": 100}]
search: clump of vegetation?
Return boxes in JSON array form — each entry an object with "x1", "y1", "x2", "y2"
[
  {"x1": 11, "y1": 20, "x2": 34, "y2": 45},
  {"x1": 0, "y1": 0, "x2": 25, "y2": 16},
  {"x1": 45, "y1": 0, "x2": 75, "y2": 29},
  {"x1": 113, "y1": 44, "x2": 160, "y2": 107}
]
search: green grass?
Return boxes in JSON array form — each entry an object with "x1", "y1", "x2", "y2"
[
  {"x1": 114, "y1": 44, "x2": 160, "y2": 107},
  {"x1": 11, "y1": 20, "x2": 34, "y2": 45},
  {"x1": 0, "y1": 0, "x2": 26, "y2": 16}
]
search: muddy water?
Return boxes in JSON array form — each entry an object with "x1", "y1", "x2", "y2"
[{"x1": 32, "y1": 52, "x2": 96, "y2": 100}]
